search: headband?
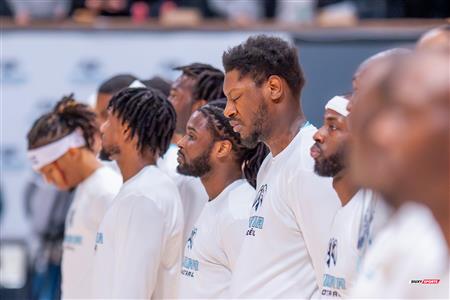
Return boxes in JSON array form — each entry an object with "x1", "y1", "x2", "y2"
[
  {"x1": 325, "y1": 96, "x2": 350, "y2": 117},
  {"x1": 27, "y1": 129, "x2": 86, "y2": 171}
]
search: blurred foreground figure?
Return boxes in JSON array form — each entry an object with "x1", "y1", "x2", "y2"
[
  {"x1": 26, "y1": 96, "x2": 121, "y2": 299},
  {"x1": 349, "y1": 51, "x2": 449, "y2": 298}
]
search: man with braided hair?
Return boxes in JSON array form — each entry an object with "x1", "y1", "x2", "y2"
[
  {"x1": 26, "y1": 95, "x2": 122, "y2": 299},
  {"x1": 177, "y1": 99, "x2": 268, "y2": 298},
  {"x1": 91, "y1": 87, "x2": 183, "y2": 299},
  {"x1": 164, "y1": 63, "x2": 226, "y2": 246}
]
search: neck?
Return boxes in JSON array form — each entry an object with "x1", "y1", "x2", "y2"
[
  {"x1": 266, "y1": 103, "x2": 305, "y2": 156},
  {"x1": 332, "y1": 170, "x2": 359, "y2": 206},
  {"x1": 201, "y1": 163, "x2": 242, "y2": 201},
  {"x1": 78, "y1": 153, "x2": 102, "y2": 183},
  {"x1": 117, "y1": 152, "x2": 157, "y2": 182}
]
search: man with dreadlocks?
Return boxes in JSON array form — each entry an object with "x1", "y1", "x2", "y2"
[
  {"x1": 177, "y1": 99, "x2": 268, "y2": 298},
  {"x1": 26, "y1": 96, "x2": 121, "y2": 299},
  {"x1": 165, "y1": 63, "x2": 226, "y2": 245},
  {"x1": 91, "y1": 87, "x2": 183, "y2": 299}
]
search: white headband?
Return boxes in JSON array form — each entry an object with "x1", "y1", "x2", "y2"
[
  {"x1": 129, "y1": 80, "x2": 146, "y2": 88},
  {"x1": 325, "y1": 96, "x2": 350, "y2": 117},
  {"x1": 27, "y1": 129, "x2": 86, "y2": 171}
]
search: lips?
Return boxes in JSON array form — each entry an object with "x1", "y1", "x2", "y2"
[
  {"x1": 177, "y1": 151, "x2": 185, "y2": 164},
  {"x1": 310, "y1": 144, "x2": 322, "y2": 159},
  {"x1": 229, "y1": 120, "x2": 242, "y2": 133}
]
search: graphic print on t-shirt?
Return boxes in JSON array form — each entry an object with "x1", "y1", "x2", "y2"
[
  {"x1": 246, "y1": 184, "x2": 267, "y2": 237},
  {"x1": 182, "y1": 227, "x2": 200, "y2": 278}
]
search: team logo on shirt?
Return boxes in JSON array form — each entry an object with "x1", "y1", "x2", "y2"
[
  {"x1": 94, "y1": 232, "x2": 103, "y2": 251},
  {"x1": 186, "y1": 228, "x2": 197, "y2": 250},
  {"x1": 252, "y1": 184, "x2": 267, "y2": 212},
  {"x1": 326, "y1": 238, "x2": 338, "y2": 267}
]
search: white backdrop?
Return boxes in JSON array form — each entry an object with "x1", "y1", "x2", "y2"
[{"x1": 0, "y1": 30, "x2": 289, "y2": 240}]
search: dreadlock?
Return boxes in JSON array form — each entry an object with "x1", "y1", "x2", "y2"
[
  {"x1": 173, "y1": 62, "x2": 221, "y2": 78},
  {"x1": 192, "y1": 70, "x2": 225, "y2": 103},
  {"x1": 108, "y1": 87, "x2": 176, "y2": 157},
  {"x1": 27, "y1": 94, "x2": 99, "y2": 151},
  {"x1": 198, "y1": 99, "x2": 269, "y2": 188}
]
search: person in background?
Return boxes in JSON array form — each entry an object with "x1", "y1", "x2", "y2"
[
  {"x1": 26, "y1": 95, "x2": 121, "y2": 299},
  {"x1": 92, "y1": 87, "x2": 183, "y2": 299}
]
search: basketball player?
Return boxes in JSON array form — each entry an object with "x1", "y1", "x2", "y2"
[
  {"x1": 311, "y1": 95, "x2": 390, "y2": 298},
  {"x1": 349, "y1": 51, "x2": 448, "y2": 298},
  {"x1": 91, "y1": 87, "x2": 183, "y2": 299},
  {"x1": 222, "y1": 35, "x2": 340, "y2": 298},
  {"x1": 177, "y1": 100, "x2": 267, "y2": 298},
  {"x1": 26, "y1": 96, "x2": 121, "y2": 299}
]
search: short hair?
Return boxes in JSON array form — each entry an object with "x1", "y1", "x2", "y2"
[
  {"x1": 173, "y1": 62, "x2": 221, "y2": 79},
  {"x1": 223, "y1": 35, "x2": 305, "y2": 97},
  {"x1": 198, "y1": 99, "x2": 269, "y2": 188},
  {"x1": 142, "y1": 76, "x2": 172, "y2": 98},
  {"x1": 98, "y1": 74, "x2": 137, "y2": 94},
  {"x1": 192, "y1": 69, "x2": 225, "y2": 102},
  {"x1": 27, "y1": 94, "x2": 99, "y2": 151},
  {"x1": 108, "y1": 87, "x2": 176, "y2": 156}
]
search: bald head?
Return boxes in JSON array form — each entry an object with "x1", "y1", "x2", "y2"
[
  {"x1": 416, "y1": 25, "x2": 450, "y2": 52},
  {"x1": 352, "y1": 48, "x2": 411, "y2": 97}
]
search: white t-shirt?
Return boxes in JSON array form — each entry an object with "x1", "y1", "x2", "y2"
[
  {"x1": 229, "y1": 124, "x2": 341, "y2": 298},
  {"x1": 350, "y1": 202, "x2": 449, "y2": 299},
  {"x1": 179, "y1": 179, "x2": 254, "y2": 298},
  {"x1": 91, "y1": 165, "x2": 184, "y2": 299},
  {"x1": 158, "y1": 143, "x2": 209, "y2": 244},
  {"x1": 61, "y1": 166, "x2": 121, "y2": 299},
  {"x1": 320, "y1": 189, "x2": 392, "y2": 298}
]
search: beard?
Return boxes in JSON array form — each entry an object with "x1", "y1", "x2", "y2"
[
  {"x1": 177, "y1": 142, "x2": 213, "y2": 177},
  {"x1": 314, "y1": 145, "x2": 347, "y2": 177},
  {"x1": 240, "y1": 102, "x2": 269, "y2": 148},
  {"x1": 100, "y1": 144, "x2": 120, "y2": 161}
]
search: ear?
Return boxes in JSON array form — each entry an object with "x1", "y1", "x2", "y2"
[
  {"x1": 267, "y1": 75, "x2": 283, "y2": 103},
  {"x1": 67, "y1": 147, "x2": 81, "y2": 158},
  {"x1": 215, "y1": 140, "x2": 233, "y2": 159},
  {"x1": 191, "y1": 99, "x2": 207, "y2": 112}
]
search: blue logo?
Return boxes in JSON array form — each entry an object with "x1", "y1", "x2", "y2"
[
  {"x1": 252, "y1": 184, "x2": 267, "y2": 212},
  {"x1": 326, "y1": 238, "x2": 338, "y2": 267},
  {"x1": 95, "y1": 232, "x2": 103, "y2": 245},
  {"x1": 186, "y1": 228, "x2": 197, "y2": 250}
]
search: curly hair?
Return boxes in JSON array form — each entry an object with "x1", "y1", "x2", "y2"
[
  {"x1": 222, "y1": 35, "x2": 305, "y2": 97},
  {"x1": 27, "y1": 94, "x2": 99, "y2": 151}
]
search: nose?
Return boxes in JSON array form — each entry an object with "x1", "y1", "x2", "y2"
[
  {"x1": 177, "y1": 135, "x2": 187, "y2": 148},
  {"x1": 313, "y1": 127, "x2": 326, "y2": 144},
  {"x1": 224, "y1": 99, "x2": 236, "y2": 118}
]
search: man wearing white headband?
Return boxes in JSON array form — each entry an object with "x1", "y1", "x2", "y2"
[
  {"x1": 310, "y1": 95, "x2": 391, "y2": 298},
  {"x1": 26, "y1": 95, "x2": 121, "y2": 299}
]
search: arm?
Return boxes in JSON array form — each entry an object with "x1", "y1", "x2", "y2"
[{"x1": 112, "y1": 196, "x2": 165, "y2": 299}]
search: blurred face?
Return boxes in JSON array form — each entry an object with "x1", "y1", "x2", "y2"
[
  {"x1": 311, "y1": 109, "x2": 350, "y2": 177},
  {"x1": 95, "y1": 93, "x2": 112, "y2": 126},
  {"x1": 177, "y1": 111, "x2": 215, "y2": 177},
  {"x1": 368, "y1": 63, "x2": 449, "y2": 204},
  {"x1": 223, "y1": 70, "x2": 268, "y2": 148},
  {"x1": 38, "y1": 150, "x2": 81, "y2": 190},
  {"x1": 349, "y1": 61, "x2": 394, "y2": 190},
  {"x1": 100, "y1": 110, "x2": 127, "y2": 161},
  {"x1": 169, "y1": 75, "x2": 196, "y2": 134}
]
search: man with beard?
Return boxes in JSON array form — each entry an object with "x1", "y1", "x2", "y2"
[
  {"x1": 177, "y1": 99, "x2": 268, "y2": 298},
  {"x1": 168, "y1": 63, "x2": 226, "y2": 243},
  {"x1": 222, "y1": 35, "x2": 340, "y2": 298},
  {"x1": 311, "y1": 95, "x2": 390, "y2": 298},
  {"x1": 91, "y1": 87, "x2": 183, "y2": 299},
  {"x1": 348, "y1": 51, "x2": 448, "y2": 298}
]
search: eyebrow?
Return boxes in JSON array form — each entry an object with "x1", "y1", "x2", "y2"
[
  {"x1": 325, "y1": 116, "x2": 339, "y2": 122},
  {"x1": 226, "y1": 88, "x2": 240, "y2": 98},
  {"x1": 187, "y1": 126, "x2": 197, "y2": 133}
]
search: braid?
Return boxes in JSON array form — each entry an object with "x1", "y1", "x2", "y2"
[
  {"x1": 192, "y1": 70, "x2": 225, "y2": 103},
  {"x1": 198, "y1": 99, "x2": 269, "y2": 188},
  {"x1": 27, "y1": 94, "x2": 99, "y2": 151},
  {"x1": 108, "y1": 87, "x2": 176, "y2": 157}
]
